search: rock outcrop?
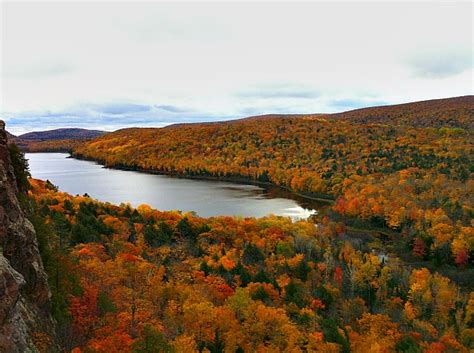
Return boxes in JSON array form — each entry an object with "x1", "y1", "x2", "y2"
[{"x1": 0, "y1": 120, "x2": 55, "y2": 352}]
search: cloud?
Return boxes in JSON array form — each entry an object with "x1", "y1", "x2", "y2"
[
  {"x1": 328, "y1": 98, "x2": 389, "y2": 111},
  {"x1": 4, "y1": 62, "x2": 75, "y2": 79},
  {"x1": 238, "y1": 104, "x2": 307, "y2": 117},
  {"x1": 236, "y1": 84, "x2": 320, "y2": 100},
  {"x1": 155, "y1": 105, "x2": 193, "y2": 113},
  {"x1": 124, "y1": 13, "x2": 230, "y2": 42},
  {"x1": 407, "y1": 49, "x2": 473, "y2": 79},
  {"x1": 94, "y1": 103, "x2": 152, "y2": 115},
  {"x1": 3, "y1": 102, "x2": 237, "y2": 135}
]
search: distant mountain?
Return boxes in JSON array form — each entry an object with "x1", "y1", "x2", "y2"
[
  {"x1": 18, "y1": 128, "x2": 106, "y2": 141},
  {"x1": 8, "y1": 128, "x2": 108, "y2": 152}
]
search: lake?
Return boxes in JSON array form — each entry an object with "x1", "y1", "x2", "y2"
[{"x1": 27, "y1": 153, "x2": 324, "y2": 219}]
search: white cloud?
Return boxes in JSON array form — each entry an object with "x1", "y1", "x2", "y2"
[
  {"x1": 407, "y1": 48, "x2": 472, "y2": 79},
  {"x1": 3, "y1": 62, "x2": 75, "y2": 79}
]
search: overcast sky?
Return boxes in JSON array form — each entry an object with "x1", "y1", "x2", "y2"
[{"x1": 1, "y1": 1, "x2": 473, "y2": 134}]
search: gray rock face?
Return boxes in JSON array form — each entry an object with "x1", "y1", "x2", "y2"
[{"x1": 0, "y1": 120, "x2": 56, "y2": 352}]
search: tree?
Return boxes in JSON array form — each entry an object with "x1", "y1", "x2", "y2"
[
  {"x1": 350, "y1": 314, "x2": 400, "y2": 353},
  {"x1": 285, "y1": 279, "x2": 308, "y2": 308},
  {"x1": 144, "y1": 225, "x2": 159, "y2": 248},
  {"x1": 27, "y1": 177, "x2": 474, "y2": 352},
  {"x1": 132, "y1": 325, "x2": 173, "y2": 353},
  {"x1": 395, "y1": 335, "x2": 422, "y2": 353},
  {"x1": 319, "y1": 317, "x2": 350, "y2": 353},
  {"x1": 242, "y1": 243, "x2": 264, "y2": 265},
  {"x1": 8, "y1": 142, "x2": 30, "y2": 192},
  {"x1": 455, "y1": 250, "x2": 469, "y2": 266},
  {"x1": 294, "y1": 258, "x2": 311, "y2": 281},
  {"x1": 177, "y1": 217, "x2": 195, "y2": 240},
  {"x1": 412, "y1": 238, "x2": 426, "y2": 259}
]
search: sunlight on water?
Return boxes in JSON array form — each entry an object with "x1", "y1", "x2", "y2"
[{"x1": 282, "y1": 207, "x2": 317, "y2": 220}]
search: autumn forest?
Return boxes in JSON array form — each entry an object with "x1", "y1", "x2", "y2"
[{"x1": 7, "y1": 96, "x2": 473, "y2": 352}]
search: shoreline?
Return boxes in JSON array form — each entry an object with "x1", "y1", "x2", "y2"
[{"x1": 68, "y1": 152, "x2": 336, "y2": 205}]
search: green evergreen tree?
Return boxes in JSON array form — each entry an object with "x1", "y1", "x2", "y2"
[{"x1": 8, "y1": 143, "x2": 30, "y2": 192}]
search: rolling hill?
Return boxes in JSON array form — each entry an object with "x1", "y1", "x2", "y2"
[
  {"x1": 18, "y1": 128, "x2": 106, "y2": 141},
  {"x1": 10, "y1": 128, "x2": 108, "y2": 152},
  {"x1": 329, "y1": 95, "x2": 474, "y2": 129},
  {"x1": 165, "y1": 96, "x2": 474, "y2": 129}
]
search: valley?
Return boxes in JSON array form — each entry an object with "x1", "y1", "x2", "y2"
[
  {"x1": 3, "y1": 1, "x2": 472, "y2": 351},
  {"x1": 2, "y1": 96, "x2": 473, "y2": 352}
]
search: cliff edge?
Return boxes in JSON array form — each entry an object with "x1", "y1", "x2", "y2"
[{"x1": 0, "y1": 121, "x2": 55, "y2": 352}]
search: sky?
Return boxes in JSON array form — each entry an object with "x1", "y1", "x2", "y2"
[{"x1": 1, "y1": 1, "x2": 473, "y2": 135}]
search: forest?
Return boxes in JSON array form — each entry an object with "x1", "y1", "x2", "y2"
[
  {"x1": 69, "y1": 97, "x2": 474, "y2": 269},
  {"x1": 26, "y1": 178, "x2": 474, "y2": 352}
]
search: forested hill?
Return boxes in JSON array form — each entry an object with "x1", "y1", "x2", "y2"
[
  {"x1": 329, "y1": 95, "x2": 474, "y2": 129},
  {"x1": 167, "y1": 95, "x2": 473, "y2": 129},
  {"x1": 18, "y1": 128, "x2": 106, "y2": 140},
  {"x1": 10, "y1": 128, "x2": 108, "y2": 152},
  {"x1": 73, "y1": 96, "x2": 474, "y2": 270}
]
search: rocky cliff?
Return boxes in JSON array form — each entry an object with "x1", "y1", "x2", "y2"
[{"x1": 0, "y1": 120, "x2": 55, "y2": 352}]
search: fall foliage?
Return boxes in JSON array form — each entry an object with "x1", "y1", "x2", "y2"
[
  {"x1": 65, "y1": 96, "x2": 474, "y2": 268},
  {"x1": 29, "y1": 178, "x2": 474, "y2": 352}
]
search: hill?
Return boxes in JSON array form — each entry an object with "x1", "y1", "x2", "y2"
[
  {"x1": 73, "y1": 96, "x2": 474, "y2": 270},
  {"x1": 329, "y1": 95, "x2": 474, "y2": 129},
  {"x1": 18, "y1": 128, "x2": 106, "y2": 141},
  {"x1": 10, "y1": 128, "x2": 108, "y2": 152},
  {"x1": 167, "y1": 96, "x2": 473, "y2": 130}
]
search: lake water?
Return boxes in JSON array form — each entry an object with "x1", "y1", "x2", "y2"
[{"x1": 27, "y1": 153, "x2": 322, "y2": 219}]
